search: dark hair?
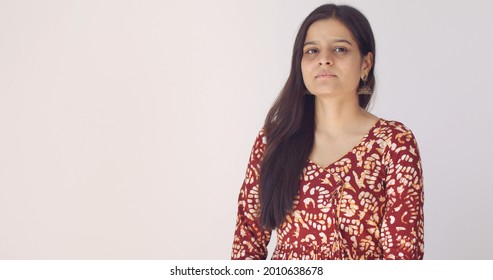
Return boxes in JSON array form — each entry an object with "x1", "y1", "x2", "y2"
[{"x1": 259, "y1": 4, "x2": 376, "y2": 229}]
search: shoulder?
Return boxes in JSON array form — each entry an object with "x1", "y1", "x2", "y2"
[
  {"x1": 375, "y1": 119, "x2": 421, "y2": 162},
  {"x1": 374, "y1": 119, "x2": 418, "y2": 144},
  {"x1": 254, "y1": 128, "x2": 267, "y2": 148},
  {"x1": 247, "y1": 128, "x2": 267, "y2": 164},
  {"x1": 258, "y1": 128, "x2": 267, "y2": 143}
]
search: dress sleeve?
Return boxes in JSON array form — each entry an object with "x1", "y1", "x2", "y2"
[
  {"x1": 380, "y1": 127, "x2": 424, "y2": 260},
  {"x1": 231, "y1": 129, "x2": 272, "y2": 260}
]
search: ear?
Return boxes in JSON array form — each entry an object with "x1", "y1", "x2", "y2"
[{"x1": 361, "y1": 52, "x2": 373, "y2": 76}]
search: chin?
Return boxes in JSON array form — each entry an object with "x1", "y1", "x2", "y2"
[
  {"x1": 310, "y1": 90, "x2": 337, "y2": 96},
  {"x1": 307, "y1": 85, "x2": 337, "y2": 95}
]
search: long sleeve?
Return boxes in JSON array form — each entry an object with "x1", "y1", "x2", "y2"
[
  {"x1": 380, "y1": 127, "x2": 424, "y2": 259},
  {"x1": 231, "y1": 129, "x2": 272, "y2": 260}
]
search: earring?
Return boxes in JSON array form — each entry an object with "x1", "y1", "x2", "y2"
[{"x1": 357, "y1": 75, "x2": 371, "y2": 95}]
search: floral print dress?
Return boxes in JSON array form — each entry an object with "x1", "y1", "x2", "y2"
[{"x1": 231, "y1": 119, "x2": 424, "y2": 260}]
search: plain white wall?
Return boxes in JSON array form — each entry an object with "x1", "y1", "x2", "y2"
[{"x1": 1, "y1": 0, "x2": 492, "y2": 259}]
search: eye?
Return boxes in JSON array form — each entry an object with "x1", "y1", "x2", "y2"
[
  {"x1": 333, "y1": 47, "x2": 348, "y2": 53},
  {"x1": 304, "y1": 48, "x2": 318, "y2": 54}
]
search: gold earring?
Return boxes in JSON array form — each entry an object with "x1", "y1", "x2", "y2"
[{"x1": 357, "y1": 75, "x2": 371, "y2": 95}]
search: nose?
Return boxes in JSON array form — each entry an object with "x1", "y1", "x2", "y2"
[{"x1": 318, "y1": 50, "x2": 332, "y2": 65}]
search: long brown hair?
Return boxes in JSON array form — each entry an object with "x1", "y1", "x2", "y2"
[{"x1": 259, "y1": 4, "x2": 376, "y2": 229}]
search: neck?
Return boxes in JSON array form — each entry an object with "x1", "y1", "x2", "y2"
[{"x1": 314, "y1": 94, "x2": 368, "y2": 136}]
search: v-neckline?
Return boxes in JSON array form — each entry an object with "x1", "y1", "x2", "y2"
[{"x1": 307, "y1": 118, "x2": 383, "y2": 170}]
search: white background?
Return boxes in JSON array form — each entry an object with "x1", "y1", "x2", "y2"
[{"x1": 1, "y1": 0, "x2": 492, "y2": 259}]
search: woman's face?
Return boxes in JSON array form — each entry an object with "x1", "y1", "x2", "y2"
[{"x1": 301, "y1": 18, "x2": 372, "y2": 97}]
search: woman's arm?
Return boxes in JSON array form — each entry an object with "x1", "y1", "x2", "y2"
[
  {"x1": 380, "y1": 126, "x2": 425, "y2": 260},
  {"x1": 231, "y1": 130, "x2": 272, "y2": 260}
]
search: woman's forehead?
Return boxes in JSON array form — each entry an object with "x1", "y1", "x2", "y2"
[{"x1": 305, "y1": 18, "x2": 356, "y2": 44}]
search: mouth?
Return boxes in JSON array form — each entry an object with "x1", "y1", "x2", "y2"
[{"x1": 315, "y1": 72, "x2": 337, "y2": 79}]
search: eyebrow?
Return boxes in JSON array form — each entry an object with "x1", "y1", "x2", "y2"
[{"x1": 303, "y1": 39, "x2": 353, "y2": 46}]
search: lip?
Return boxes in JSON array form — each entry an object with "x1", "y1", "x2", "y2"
[{"x1": 315, "y1": 72, "x2": 337, "y2": 79}]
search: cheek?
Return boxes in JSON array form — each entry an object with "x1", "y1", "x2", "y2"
[
  {"x1": 339, "y1": 59, "x2": 362, "y2": 79},
  {"x1": 350, "y1": 57, "x2": 365, "y2": 75},
  {"x1": 301, "y1": 60, "x2": 311, "y2": 82}
]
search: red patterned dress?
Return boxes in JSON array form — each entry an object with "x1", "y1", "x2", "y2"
[{"x1": 231, "y1": 119, "x2": 424, "y2": 260}]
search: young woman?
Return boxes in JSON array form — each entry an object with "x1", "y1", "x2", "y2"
[{"x1": 232, "y1": 4, "x2": 424, "y2": 260}]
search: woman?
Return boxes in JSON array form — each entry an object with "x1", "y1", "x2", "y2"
[{"x1": 232, "y1": 4, "x2": 424, "y2": 260}]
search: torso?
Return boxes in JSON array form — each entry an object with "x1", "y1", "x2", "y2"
[
  {"x1": 271, "y1": 118, "x2": 422, "y2": 260},
  {"x1": 231, "y1": 118, "x2": 425, "y2": 260}
]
